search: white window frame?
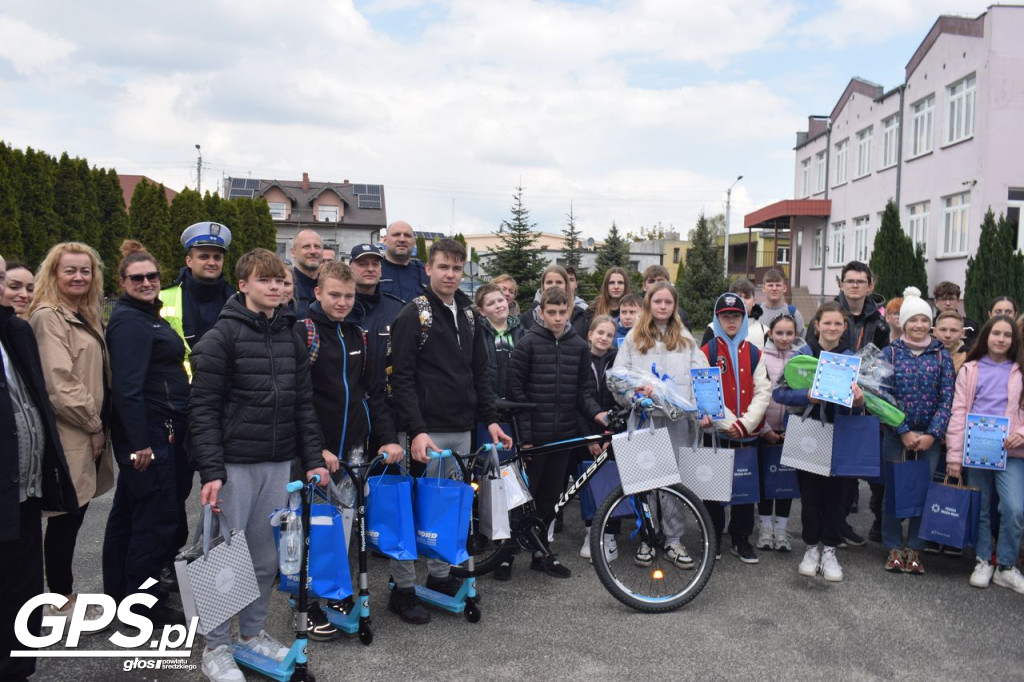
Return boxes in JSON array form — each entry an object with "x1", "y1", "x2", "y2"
[
  {"x1": 776, "y1": 246, "x2": 790, "y2": 265},
  {"x1": 815, "y1": 152, "x2": 826, "y2": 194},
  {"x1": 812, "y1": 227, "x2": 823, "y2": 268},
  {"x1": 833, "y1": 140, "x2": 848, "y2": 186},
  {"x1": 856, "y1": 127, "x2": 872, "y2": 178},
  {"x1": 907, "y1": 201, "x2": 929, "y2": 257},
  {"x1": 911, "y1": 95, "x2": 934, "y2": 157},
  {"x1": 941, "y1": 192, "x2": 970, "y2": 257},
  {"x1": 829, "y1": 221, "x2": 846, "y2": 266},
  {"x1": 881, "y1": 114, "x2": 900, "y2": 168},
  {"x1": 268, "y1": 202, "x2": 287, "y2": 220},
  {"x1": 946, "y1": 74, "x2": 976, "y2": 144},
  {"x1": 317, "y1": 205, "x2": 339, "y2": 222},
  {"x1": 853, "y1": 216, "x2": 870, "y2": 262},
  {"x1": 800, "y1": 159, "x2": 810, "y2": 198}
]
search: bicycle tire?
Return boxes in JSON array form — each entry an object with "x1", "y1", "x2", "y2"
[
  {"x1": 590, "y1": 483, "x2": 715, "y2": 613},
  {"x1": 449, "y1": 535, "x2": 515, "y2": 578}
]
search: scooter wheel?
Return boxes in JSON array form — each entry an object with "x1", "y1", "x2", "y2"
[
  {"x1": 358, "y1": 621, "x2": 373, "y2": 646},
  {"x1": 464, "y1": 603, "x2": 481, "y2": 623}
]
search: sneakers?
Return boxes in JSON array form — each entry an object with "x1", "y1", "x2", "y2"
[
  {"x1": 494, "y1": 558, "x2": 513, "y2": 581},
  {"x1": 238, "y1": 631, "x2": 289, "y2": 663},
  {"x1": 580, "y1": 528, "x2": 592, "y2": 559},
  {"x1": 992, "y1": 566, "x2": 1024, "y2": 594},
  {"x1": 821, "y1": 547, "x2": 843, "y2": 582},
  {"x1": 202, "y1": 644, "x2": 245, "y2": 682},
  {"x1": 773, "y1": 529, "x2": 792, "y2": 553},
  {"x1": 798, "y1": 546, "x2": 821, "y2": 577},
  {"x1": 306, "y1": 602, "x2": 340, "y2": 641},
  {"x1": 841, "y1": 526, "x2": 866, "y2": 547},
  {"x1": 530, "y1": 554, "x2": 571, "y2": 578},
  {"x1": 595, "y1": 534, "x2": 619, "y2": 563},
  {"x1": 425, "y1": 574, "x2": 463, "y2": 597},
  {"x1": 969, "y1": 559, "x2": 995, "y2": 588},
  {"x1": 923, "y1": 541, "x2": 941, "y2": 555},
  {"x1": 756, "y1": 526, "x2": 774, "y2": 551},
  {"x1": 43, "y1": 596, "x2": 110, "y2": 634},
  {"x1": 664, "y1": 543, "x2": 695, "y2": 570},
  {"x1": 634, "y1": 542, "x2": 655, "y2": 567},
  {"x1": 942, "y1": 545, "x2": 964, "y2": 558},
  {"x1": 730, "y1": 539, "x2": 759, "y2": 564},
  {"x1": 885, "y1": 549, "x2": 905, "y2": 572},
  {"x1": 904, "y1": 549, "x2": 925, "y2": 575},
  {"x1": 388, "y1": 586, "x2": 431, "y2": 625}
]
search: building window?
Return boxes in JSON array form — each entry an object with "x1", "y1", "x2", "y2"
[
  {"x1": 833, "y1": 139, "x2": 848, "y2": 186},
  {"x1": 881, "y1": 114, "x2": 900, "y2": 168},
  {"x1": 829, "y1": 221, "x2": 846, "y2": 266},
  {"x1": 815, "y1": 152, "x2": 826, "y2": 194},
  {"x1": 907, "y1": 201, "x2": 929, "y2": 256},
  {"x1": 801, "y1": 159, "x2": 810, "y2": 197},
  {"x1": 946, "y1": 74, "x2": 976, "y2": 144},
  {"x1": 812, "y1": 227, "x2": 823, "y2": 268},
  {"x1": 942, "y1": 192, "x2": 970, "y2": 256},
  {"x1": 776, "y1": 246, "x2": 790, "y2": 264},
  {"x1": 268, "y1": 202, "x2": 287, "y2": 220},
  {"x1": 911, "y1": 95, "x2": 934, "y2": 157},
  {"x1": 856, "y1": 127, "x2": 872, "y2": 178},
  {"x1": 318, "y1": 205, "x2": 339, "y2": 222},
  {"x1": 672, "y1": 247, "x2": 680, "y2": 264},
  {"x1": 853, "y1": 216, "x2": 870, "y2": 262}
]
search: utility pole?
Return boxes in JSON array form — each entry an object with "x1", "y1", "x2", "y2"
[
  {"x1": 723, "y1": 175, "x2": 743, "y2": 279},
  {"x1": 195, "y1": 144, "x2": 202, "y2": 194}
]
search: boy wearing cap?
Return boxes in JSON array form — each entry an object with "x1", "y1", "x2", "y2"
[{"x1": 700, "y1": 292, "x2": 771, "y2": 564}]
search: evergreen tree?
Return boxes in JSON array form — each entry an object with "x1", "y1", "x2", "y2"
[
  {"x1": 595, "y1": 221, "x2": 630, "y2": 272},
  {"x1": 0, "y1": 142, "x2": 23, "y2": 259},
  {"x1": 964, "y1": 209, "x2": 1024, "y2": 322},
  {"x1": 169, "y1": 188, "x2": 208, "y2": 237},
  {"x1": 17, "y1": 147, "x2": 60, "y2": 267},
  {"x1": 868, "y1": 199, "x2": 926, "y2": 300},
  {"x1": 675, "y1": 212, "x2": 729, "y2": 330},
  {"x1": 204, "y1": 192, "x2": 240, "y2": 283},
  {"x1": 561, "y1": 204, "x2": 584, "y2": 273},
  {"x1": 415, "y1": 235, "x2": 428, "y2": 263},
  {"x1": 53, "y1": 152, "x2": 94, "y2": 244},
  {"x1": 94, "y1": 168, "x2": 131, "y2": 295},
  {"x1": 484, "y1": 185, "x2": 548, "y2": 303},
  {"x1": 129, "y1": 179, "x2": 175, "y2": 282}
]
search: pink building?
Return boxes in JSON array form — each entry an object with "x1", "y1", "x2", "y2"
[{"x1": 747, "y1": 5, "x2": 1024, "y2": 298}]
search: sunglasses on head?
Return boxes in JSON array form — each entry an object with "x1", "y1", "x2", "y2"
[{"x1": 127, "y1": 272, "x2": 160, "y2": 284}]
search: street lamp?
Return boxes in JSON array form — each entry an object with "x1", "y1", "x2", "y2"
[
  {"x1": 723, "y1": 175, "x2": 743, "y2": 280},
  {"x1": 195, "y1": 144, "x2": 202, "y2": 193}
]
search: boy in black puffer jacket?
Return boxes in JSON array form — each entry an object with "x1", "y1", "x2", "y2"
[{"x1": 509, "y1": 286, "x2": 608, "y2": 579}]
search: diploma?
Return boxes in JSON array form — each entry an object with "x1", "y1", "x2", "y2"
[
  {"x1": 963, "y1": 413, "x2": 1009, "y2": 471},
  {"x1": 690, "y1": 367, "x2": 726, "y2": 420},
  {"x1": 809, "y1": 351, "x2": 861, "y2": 408}
]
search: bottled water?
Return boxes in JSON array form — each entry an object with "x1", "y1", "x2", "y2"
[
  {"x1": 336, "y1": 446, "x2": 364, "y2": 508},
  {"x1": 277, "y1": 492, "x2": 303, "y2": 576}
]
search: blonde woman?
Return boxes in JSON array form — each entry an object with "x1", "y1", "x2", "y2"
[{"x1": 27, "y1": 242, "x2": 113, "y2": 624}]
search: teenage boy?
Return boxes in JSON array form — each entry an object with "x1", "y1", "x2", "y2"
[
  {"x1": 760, "y1": 268, "x2": 806, "y2": 337},
  {"x1": 615, "y1": 293, "x2": 643, "y2": 347},
  {"x1": 295, "y1": 261, "x2": 404, "y2": 640},
  {"x1": 509, "y1": 286, "x2": 608, "y2": 578},
  {"x1": 933, "y1": 281, "x2": 979, "y2": 349},
  {"x1": 189, "y1": 248, "x2": 329, "y2": 682},
  {"x1": 642, "y1": 265, "x2": 689, "y2": 328},
  {"x1": 564, "y1": 266, "x2": 590, "y2": 338},
  {"x1": 701, "y1": 293, "x2": 771, "y2": 563},
  {"x1": 701, "y1": 280, "x2": 768, "y2": 349},
  {"x1": 388, "y1": 238, "x2": 512, "y2": 624}
]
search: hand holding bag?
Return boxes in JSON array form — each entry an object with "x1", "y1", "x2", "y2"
[
  {"x1": 780, "y1": 406, "x2": 834, "y2": 476},
  {"x1": 884, "y1": 449, "x2": 931, "y2": 518},
  {"x1": 479, "y1": 448, "x2": 512, "y2": 540},
  {"x1": 676, "y1": 432, "x2": 735, "y2": 502},
  {"x1": 414, "y1": 453, "x2": 474, "y2": 564},
  {"x1": 175, "y1": 505, "x2": 260, "y2": 635},
  {"x1": 917, "y1": 476, "x2": 982, "y2": 549},
  {"x1": 611, "y1": 416, "x2": 681, "y2": 495},
  {"x1": 365, "y1": 462, "x2": 418, "y2": 561}
]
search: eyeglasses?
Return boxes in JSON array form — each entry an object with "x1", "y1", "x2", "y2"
[
  {"x1": 842, "y1": 279, "x2": 869, "y2": 287},
  {"x1": 127, "y1": 272, "x2": 160, "y2": 284}
]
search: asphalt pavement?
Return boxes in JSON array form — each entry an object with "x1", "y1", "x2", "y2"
[{"x1": 29, "y1": 478, "x2": 1024, "y2": 682}]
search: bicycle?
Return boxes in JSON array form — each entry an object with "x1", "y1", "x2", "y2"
[{"x1": 451, "y1": 398, "x2": 716, "y2": 613}]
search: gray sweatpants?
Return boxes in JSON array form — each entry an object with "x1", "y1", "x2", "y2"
[
  {"x1": 390, "y1": 431, "x2": 471, "y2": 589},
  {"x1": 204, "y1": 461, "x2": 291, "y2": 649}
]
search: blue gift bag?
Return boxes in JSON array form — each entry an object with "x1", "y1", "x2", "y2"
[
  {"x1": 278, "y1": 503, "x2": 353, "y2": 601},
  {"x1": 760, "y1": 444, "x2": 800, "y2": 500},
  {"x1": 831, "y1": 413, "x2": 881, "y2": 478},
  {"x1": 917, "y1": 479, "x2": 981, "y2": 549},
  {"x1": 884, "y1": 454, "x2": 931, "y2": 518},
  {"x1": 366, "y1": 466, "x2": 418, "y2": 561},
  {"x1": 578, "y1": 460, "x2": 631, "y2": 521},
  {"x1": 414, "y1": 462, "x2": 474, "y2": 565},
  {"x1": 729, "y1": 447, "x2": 761, "y2": 505}
]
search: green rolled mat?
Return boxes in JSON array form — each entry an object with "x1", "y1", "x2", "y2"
[
  {"x1": 863, "y1": 392, "x2": 906, "y2": 428},
  {"x1": 781, "y1": 353, "x2": 906, "y2": 427}
]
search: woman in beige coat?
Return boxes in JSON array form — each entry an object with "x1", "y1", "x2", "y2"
[{"x1": 27, "y1": 242, "x2": 113, "y2": 624}]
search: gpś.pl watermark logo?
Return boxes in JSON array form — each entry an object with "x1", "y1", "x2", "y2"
[{"x1": 10, "y1": 578, "x2": 199, "y2": 672}]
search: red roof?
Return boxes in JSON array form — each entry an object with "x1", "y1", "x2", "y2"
[
  {"x1": 744, "y1": 199, "x2": 831, "y2": 229},
  {"x1": 118, "y1": 174, "x2": 179, "y2": 210}
]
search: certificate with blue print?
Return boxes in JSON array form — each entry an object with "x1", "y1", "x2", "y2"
[
  {"x1": 690, "y1": 367, "x2": 726, "y2": 420},
  {"x1": 963, "y1": 413, "x2": 1009, "y2": 471},
  {"x1": 809, "y1": 351, "x2": 861, "y2": 408}
]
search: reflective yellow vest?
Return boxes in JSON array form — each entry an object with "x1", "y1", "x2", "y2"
[{"x1": 160, "y1": 284, "x2": 193, "y2": 381}]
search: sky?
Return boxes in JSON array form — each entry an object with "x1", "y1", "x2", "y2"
[{"x1": 0, "y1": 0, "x2": 996, "y2": 241}]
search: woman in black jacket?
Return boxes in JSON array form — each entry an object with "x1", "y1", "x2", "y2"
[{"x1": 102, "y1": 241, "x2": 190, "y2": 626}]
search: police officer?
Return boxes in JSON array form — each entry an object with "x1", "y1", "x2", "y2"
[
  {"x1": 160, "y1": 221, "x2": 235, "y2": 363},
  {"x1": 347, "y1": 244, "x2": 404, "y2": 387}
]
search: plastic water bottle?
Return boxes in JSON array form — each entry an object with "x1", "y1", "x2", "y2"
[
  {"x1": 278, "y1": 493, "x2": 302, "y2": 576},
  {"x1": 336, "y1": 446, "x2": 364, "y2": 508}
]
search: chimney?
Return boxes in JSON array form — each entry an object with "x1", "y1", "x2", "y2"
[
  {"x1": 343, "y1": 179, "x2": 349, "y2": 185},
  {"x1": 302, "y1": 172, "x2": 309, "y2": 192}
]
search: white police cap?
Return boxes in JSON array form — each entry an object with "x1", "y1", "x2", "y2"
[{"x1": 181, "y1": 221, "x2": 232, "y2": 251}]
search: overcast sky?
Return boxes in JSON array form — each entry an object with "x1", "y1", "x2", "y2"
[{"x1": 0, "y1": 0, "x2": 993, "y2": 240}]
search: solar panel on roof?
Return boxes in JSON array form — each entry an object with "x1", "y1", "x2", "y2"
[
  {"x1": 353, "y1": 184, "x2": 367, "y2": 194},
  {"x1": 246, "y1": 179, "x2": 260, "y2": 190},
  {"x1": 364, "y1": 185, "x2": 381, "y2": 196},
  {"x1": 357, "y1": 195, "x2": 381, "y2": 209}
]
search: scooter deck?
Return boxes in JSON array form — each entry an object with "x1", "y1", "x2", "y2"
[
  {"x1": 231, "y1": 642, "x2": 304, "y2": 682},
  {"x1": 412, "y1": 579, "x2": 476, "y2": 614}
]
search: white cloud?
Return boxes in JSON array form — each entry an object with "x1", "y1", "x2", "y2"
[{"x1": 0, "y1": 16, "x2": 75, "y2": 75}]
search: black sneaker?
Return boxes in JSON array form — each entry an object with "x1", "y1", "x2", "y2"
[
  {"x1": 146, "y1": 600, "x2": 186, "y2": 627},
  {"x1": 494, "y1": 557, "x2": 513, "y2": 581},
  {"x1": 306, "y1": 602, "x2": 340, "y2": 641},
  {"x1": 530, "y1": 554, "x2": 572, "y2": 578},
  {"x1": 730, "y1": 539, "x2": 759, "y2": 564},
  {"x1": 868, "y1": 519, "x2": 882, "y2": 543},
  {"x1": 388, "y1": 587, "x2": 430, "y2": 625},
  {"x1": 923, "y1": 541, "x2": 942, "y2": 555},
  {"x1": 424, "y1": 574, "x2": 463, "y2": 597},
  {"x1": 842, "y1": 526, "x2": 866, "y2": 547},
  {"x1": 158, "y1": 565, "x2": 179, "y2": 593}
]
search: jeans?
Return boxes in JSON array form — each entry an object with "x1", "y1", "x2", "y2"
[
  {"x1": 881, "y1": 430, "x2": 940, "y2": 551},
  {"x1": 969, "y1": 458, "x2": 1024, "y2": 568}
]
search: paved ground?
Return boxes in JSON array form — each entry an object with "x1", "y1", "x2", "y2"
[{"x1": 29, "y1": 479, "x2": 1024, "y2": 682}]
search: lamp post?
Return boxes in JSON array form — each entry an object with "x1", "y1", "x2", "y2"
[
  {"x1": 723, "y1": 175, "x2": 743, "y2": 280},
  {"x1": 195, "y1": 144, "x2": 202, "y2": 193}
]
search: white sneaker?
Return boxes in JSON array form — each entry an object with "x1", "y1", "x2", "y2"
[
  {"x1": 202, "y1": 644, "x2": 246, "y2": 682},
  {"x1": 634, "y1": 541, "x2": 655, "y2": 567},
  {"x1": 798, "y1": 546, "x2": 820, "y2": 577},
  {"x1": 603, "y1": 534, "x2": 619, "y2": 562},
  {"x1": 992, "y1": 566, "x2": 1024, "y2": 594},
  {"x1": 580, "y1": 527, "x2": 592, "y2": 559},
  {"x1": 43, "y1": 596, "x2": 109, "y2": 634},
  {"x1": 969, "y1": 559, "x2": 995, "y2": 588},
  {"x1": 756, "y1": 525, "x2": 774, "y2": 551},
  {"x1": 238, "y1": 631, "x2": 289, "y2": 663},
  {"x1": 773, "y1": 528, "x2": 792, "y2": 553},
  {"x1": 821, "y1": 546, "x2": 843, "y2": 582},
  {"x1": 664, "y1": 543, "x2": 695, "y2": 570}
]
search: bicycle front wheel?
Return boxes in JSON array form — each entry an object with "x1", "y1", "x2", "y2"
[{"x1": 590, "y1": 483, "x2": 715, "y2": 613}]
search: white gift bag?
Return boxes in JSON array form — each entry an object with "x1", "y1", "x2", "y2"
[
  {"x1": 780, "y1": 409, "x2": 834, "y2": 477},
  {"x1": 677, "y1": 435, "x2": 735, "y2": 502},
  {"x1": 612, "y1": 425, "x2": 681, "y2": 495}
]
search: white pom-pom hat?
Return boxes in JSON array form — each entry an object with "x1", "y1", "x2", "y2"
[{"x1": 898, "y1": 285, "x2": 932, "y2": 329}]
